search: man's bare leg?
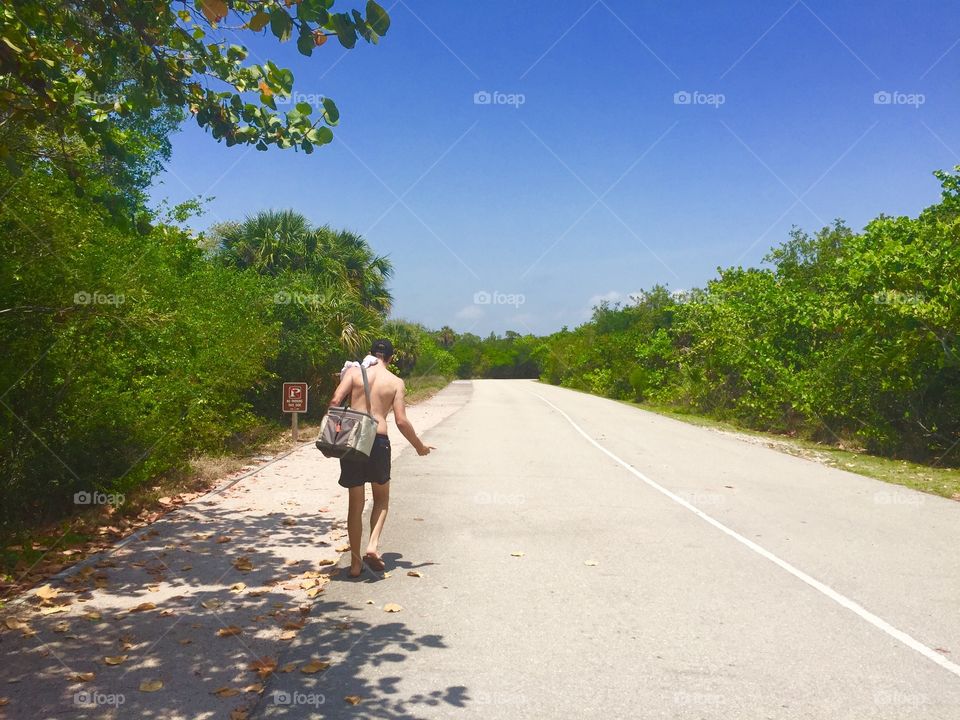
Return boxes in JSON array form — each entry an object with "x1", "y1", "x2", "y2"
[
  {"x1": 347, "y1": 485, "x2": 366, "y2": 577},
  {"x1": 366, "y1": 480, "x2": 390, "y2": 561}
]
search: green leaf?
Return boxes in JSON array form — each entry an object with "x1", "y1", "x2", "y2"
[
  {"x1": 298, "y1": 0, "x2": 329, "y2": 24},
  {"x1": 269, "y1": 7, "x2": 293, "y2": 42},
  {"x1": 248, "y1": 11, "x2": 270, "y2": 31},
  {"x1": 276, "y1": 69, "x2": 294, "y2": 94},
  {"x1": 321, "y1": 97, "x2": 339, "y2": 125},
  {"x1": 366, "y1": 0, "x2": 390, "y2": 36},
  {"x1": 297, "y1": 28, "x2": 314, "y2": 56},
  {"x1": 307, "y1": 126, "x2": 333, "y2": 145},
  {"x1": 295, "y1": 102, "x2": 313, "y2": 115},
  {"x1": 329, "y1": 13, "x2": 357, "y2": 49}
]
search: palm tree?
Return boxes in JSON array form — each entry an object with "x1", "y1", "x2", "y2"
[
  {"x1": 211, "y1": 209, "x2": 313, "y2": 275},
  {"x1": 211, "y1": 213, "x2": 393, "y2": 316},
  {"x1": 207, "y1": 210, "x2": 394, "y2": 400},
  {"x1": 437, "y1": 325, "x2": 455, "y2": 348},
  {"x1": 313, "y1": 226, "x2": 393, "y2": 314}
]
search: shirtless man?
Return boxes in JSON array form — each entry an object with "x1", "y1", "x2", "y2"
[{"x1": 328, "y1": 339, "x2": 433, "y2": 578}]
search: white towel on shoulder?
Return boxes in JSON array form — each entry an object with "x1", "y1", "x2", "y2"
[{"x1": 339, "y1": 354, "x2": 379, "y2": 380}]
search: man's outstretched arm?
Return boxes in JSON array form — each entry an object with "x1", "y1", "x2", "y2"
[{"x1": 393, "y1": 381, "x2": 433, "y2": 456}]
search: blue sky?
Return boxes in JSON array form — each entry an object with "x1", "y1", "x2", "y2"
[{"x1": 153, "y1": 0, "x2": 960, "y2": 336}]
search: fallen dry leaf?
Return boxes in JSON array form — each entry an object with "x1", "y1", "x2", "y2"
[
  {"x1": 217, "y1": 626, "x2": 243, "y2": 638},
  {"x1": 365, "y1": 599, "x2": 374, "y2": 605},
  {"x1": 139, "y1": 679, "x2": 163, "y2": 692},
  {"x1": 279, "y1": 631, "x2": 297, "y2": 641},
  {"x1": 279, "y1": 662, "x2": 297, "y2": 673},
  {"x1": 300, "y1": 660, "x2": 331, "y2": 674},
  {"x1": 230, "y1": 583, "x2": 246, "y2": 593},
  {"x1": 407, "y1": 570, "x2": 422, "y2": 578},
  {"x1": 53, "y1": 621, "x2": 70, "y2": 633},
  {"x1": 317, "y1": 559, "x2": 335, "y2": 566},
  {"x1": 39, "y1": 605, "x2": 68, "y2": 616},
  {"x1": 335, "y1": 545, "x2": 350, "y2": 553},
  {"x1": 213, "y1": 687, "x2": 240, "y2": 698},
  {"x1": 129, "y1": 602, "x2": 156, "y2": 613},
  {"x1": 306, "y1": 587, "x2": 323, "y2": 598},
  {"x1": 0, "y1": 697, "x2": 8, "y2": 706},
  {"x1": 248, "y1": 657, "x2": 277, "y2": 679},
  {"x1": 216, "y1": 536, "x2": 232, "y2": 544},
  {"x1": 584, "y1": 560, "x2": 599, "y2": 567},
  {"x1": 201, "y1": 599, "x2": 223, "y2": 609},
  {"x1": 510, "y1": 551, "x2": 524, "y2": 557},
  {"x1": 103, "y1": 655, "x2": 127, "y2": 666},
  {"x1": 282, "y1": 518, "x2": 296, "y2": 526},
  {"x1": 383, "y1": 603, "x2": 403, "y2": 613},
  {"x1": 4, "y1": 618, "x2": 24, "y2": 630},
  {"x1": 70, "y1": 672, "x2": 95, "y2": 682},
  {"x1": 179, "y1": 638, "x2": 193, "y2": 645},
  {"x1": 243, "y1": 682, "x2": 264, "y2": 693},
  {"x1": 83, "y1": 611, "x2": 102, "y2": 621},
  {"x1": 34, "y1": 584, "x2": 58, "y2": 601},
  {"x1": 344, "y1": 695, "x2": 362, "y2": 705},
  {"x1": 119, "y1": 634, "x2": 136, "y2": 650},
  {"x1": 230, "y1": 709, "x2": 249, "y2": 720},
  {"x1": 233, "y1": 557, "x2": 254, "y2": 572}
]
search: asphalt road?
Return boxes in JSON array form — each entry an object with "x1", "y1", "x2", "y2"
[{"x1": 271, "y1": 379, "x2": 960, "y2": 719}]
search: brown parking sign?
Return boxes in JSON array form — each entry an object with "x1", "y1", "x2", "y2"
[{"x1": 282, "y1": 382, "x2": 308, "y2": 413}]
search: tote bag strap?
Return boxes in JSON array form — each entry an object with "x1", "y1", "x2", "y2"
[{"x1": 359, "y1": 363, "x2": 373, "y2": 411}]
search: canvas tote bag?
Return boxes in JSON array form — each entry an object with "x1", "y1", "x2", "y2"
[{"x1": 315, "y1": 364, "x2": 378, "y2": 459}]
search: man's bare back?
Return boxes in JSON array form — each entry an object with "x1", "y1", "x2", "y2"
[
  {"x1": 332, "y1": 361, "x2": 431, "y2": 454},
  {"x1": 341, "y1": 363, "x2": 402, "y2": 436}
]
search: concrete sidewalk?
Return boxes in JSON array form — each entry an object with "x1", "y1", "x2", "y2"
[{"x1": 0, "y1": 381, "x2": 469, "y2": 720}]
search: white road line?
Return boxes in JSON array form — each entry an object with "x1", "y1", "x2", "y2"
[{"x1": 532, "y1": 391, "x2": 960, "y2": 680}]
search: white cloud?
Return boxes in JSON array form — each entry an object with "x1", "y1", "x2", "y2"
[
  {"x1": 456, "y1": 304, "x2": 484, "y2": 320},
  {"x1": 587, "y1": 290, "x2": 622, "y2": 307}
]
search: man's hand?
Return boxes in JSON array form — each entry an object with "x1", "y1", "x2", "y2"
[{"x1": 417, "y1": 444, "x2": 435, "y2": 456}]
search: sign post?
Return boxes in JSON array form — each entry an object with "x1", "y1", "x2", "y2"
[{"x1": 282, "y1": 382, "x2": 308, "y2": 441}]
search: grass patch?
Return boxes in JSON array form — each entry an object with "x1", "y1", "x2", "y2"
[
  {"x1": 404, "y1": 375, "x2": 452, "y2": 404},
  {"x1": 631, "y1": 401, "x2": 960, "y2": 501}
]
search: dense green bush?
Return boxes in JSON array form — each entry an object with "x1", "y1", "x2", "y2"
[
  {"x1": 0, "y1": 168, "x2": 279, "y2": 528},
  {"x1": 536, "y1": 169, "x2": 960, "y2": 464}
]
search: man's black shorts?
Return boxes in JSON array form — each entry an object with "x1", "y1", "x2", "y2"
[{"x1": 338, "y1": 434, "x2": 391, "y2": 488}]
